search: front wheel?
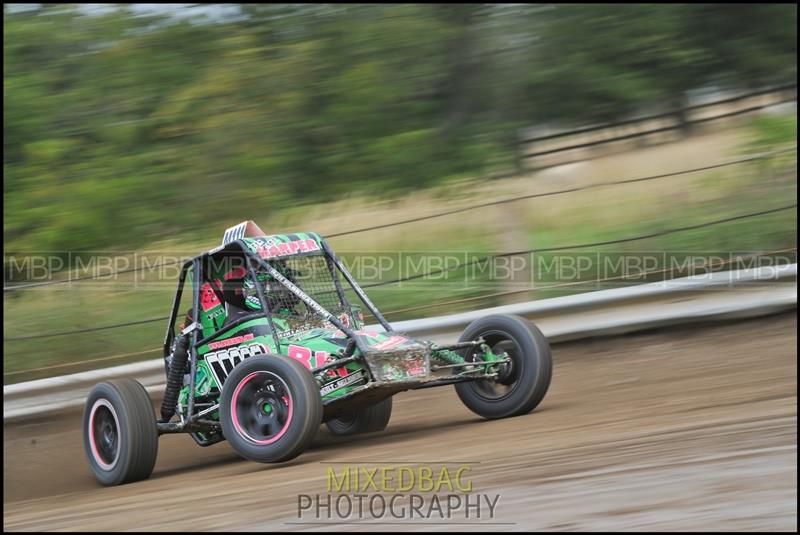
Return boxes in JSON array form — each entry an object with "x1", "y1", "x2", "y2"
[
  {"x1": 455, "y1": 314, "x2": 552, "y2": 419},
  {"x1": 220, "y1": 355, "x2": 322, "y2": 463},
  {"x1": 82, "y1": 379, "x2": 159, "y2": 486}
]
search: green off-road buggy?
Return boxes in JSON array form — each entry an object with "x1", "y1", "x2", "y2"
[{"x1": 82, "y1": 221, "x2": 552, "y2": 485}]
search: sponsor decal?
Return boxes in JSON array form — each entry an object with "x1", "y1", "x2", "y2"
[
  {"x1": 371, "y1": 335, "x2": 409, "y2": 350},
  {"x1": 357, "y1": 329, "x2": 382, "y2": 338},
  {"x1": 208, "y1": 333, "x2": 255, "y2": 350},
  {"x1": 257, "y1": 238, "x2": 320, "y2": 259},
  {"x1": 329, "y1": 327, "x2": 381, "y2": 339},
  {"x1": 207, "y1": 307, "x2": 225, "y2": 320},
  {"x1": 320, "y1": 370, "x2": 366, "y2": 396},
  {"x1": 406, "y1": 357, "x2": 428, "y2": 377},
  {"x1": 281, "y1": 326, "x2": 317, "y2": 339}
]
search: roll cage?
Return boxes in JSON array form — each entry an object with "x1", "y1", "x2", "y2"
[
  {"x1": 163, "y1": 237, "x2": 389, "y2": 415},
  {"x1": 158, "y1": 235, "x2": 508, "y2": 433}
]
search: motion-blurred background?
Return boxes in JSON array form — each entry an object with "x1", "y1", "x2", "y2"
[{"x1": 3, "y1": 4, "x2": 797, "y2": 381}]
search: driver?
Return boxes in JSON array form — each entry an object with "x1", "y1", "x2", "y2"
[
  {"x1": 255, "y1": 261, "x2": 304, "y2": 316},
  {"x1": 231, "y1": 260, "x2": 304, "y2": 318}
]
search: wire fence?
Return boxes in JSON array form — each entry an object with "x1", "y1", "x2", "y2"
[
  {"x1": 359, "y1": 203, "x2": 797, "y2": 288},
  {"x1": 519, "y1": 84, "x2": 798, "y2": 146},
  {"x1": 4, "y1": 203, "x2": 796, "y2": 343},
  {"x1": 3, "y1": 145, "x2": 797, "y2": 379},
  {"x1": 376, "y1": 247, "x2": 798, "y2": 317},
  {"x1": 4, "y1": 145, "x2": 796, "y2": 292},
  {"x1": 327, "y1": 147, "x2": 796, "y2": 238},
  {"x1": 519, "y1": 84, "x2": 797, "y2": 166},
  {"x1": 5, "y1": 246, "x2": 795, "y2": 377}
]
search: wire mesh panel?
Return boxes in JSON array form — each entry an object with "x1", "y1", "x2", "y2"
[{"x1": 259, "y1": 253, "x2": 352, "y2": 334}]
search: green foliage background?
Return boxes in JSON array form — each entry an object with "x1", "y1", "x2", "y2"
[{"x1": 4, "y1": 4, "x2": 797, "y2": 253}]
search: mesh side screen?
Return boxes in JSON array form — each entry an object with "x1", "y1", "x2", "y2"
[{"x1": 262, "y1": 254, "x2": 351, "y2": 333}]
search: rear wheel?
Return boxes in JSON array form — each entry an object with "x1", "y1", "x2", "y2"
[
  {"x1": 455, "y1": 314, "x2": 552, "y2": 419},
  {"x1": 220, "y1": 355, "x2": 322, "y2": 463},
  {"x1": 82, "y1": 379, "x2": 159, "y2": 486},
  {"x1": 326, "y1": 397, "x2": 393, "y2": 435}
]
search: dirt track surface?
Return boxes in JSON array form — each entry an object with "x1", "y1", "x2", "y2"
[{"x1": 4, "y1": 313, "x2": 797, "y2": 531}]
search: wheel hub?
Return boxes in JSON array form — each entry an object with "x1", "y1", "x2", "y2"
[
  {"x1": 494, "y1": 353, "x2": 515, "y2": 384},
  {"x1": 101, "y1": 422, "x2": 116, "y2": 449},
  {"x1": 232, "y1": 372, "x2": 294, "y2": 444},
  {"x1": 470, "y1": 337, "x2": 522, "y2": 400},
  {"x1": 92, "y1": 405, "x2": 119, "y2": 465}
]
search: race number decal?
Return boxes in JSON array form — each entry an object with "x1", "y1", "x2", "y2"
[{"x1": 205, "y1": 342, "x2": 267, "y2": 387}]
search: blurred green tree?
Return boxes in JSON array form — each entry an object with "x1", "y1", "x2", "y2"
[{"x1": 3, "y1": 3, "x2": 796, "y2": 253}]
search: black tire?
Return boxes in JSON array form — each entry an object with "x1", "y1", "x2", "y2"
[
  {"x1": 220, "y1": 355, "x2": 322, "y2": 463},
  {"x1": 326, "y1": 397, "x2": 393, "y2": 435},
  {"x1": 455, "y1": 314, "x2": 552, "y2": 419},
  {"x1": 82, "y1": 379, "x2": 159, "y2": 486}
]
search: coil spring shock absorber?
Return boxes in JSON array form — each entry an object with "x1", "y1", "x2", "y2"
[{"x1": 160, "y1": 334, "x2": 189, "y2": 422}]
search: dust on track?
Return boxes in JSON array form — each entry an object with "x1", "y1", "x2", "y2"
[{"x1": 3, "y1": 313, "x2": 797, "y2": 531}]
